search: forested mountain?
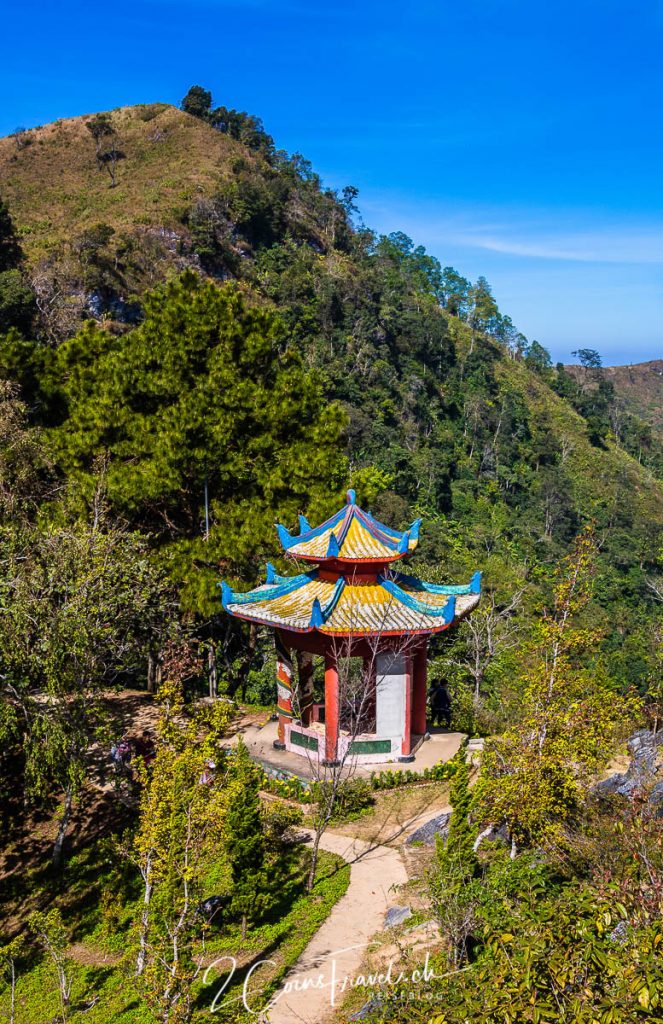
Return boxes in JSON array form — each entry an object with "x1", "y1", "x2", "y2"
[{"x1": 0, "y1": 89, "x2": 661, "y2": 714}]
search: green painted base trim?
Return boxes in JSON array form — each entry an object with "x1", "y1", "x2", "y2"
[
  {"x1": 290, "y1": 730, "x2": 319, "y2": 752},
  {"x1": 348, "y1": 738, "x2": 392, "y2": 755}
]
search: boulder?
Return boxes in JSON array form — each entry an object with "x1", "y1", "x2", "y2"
[
  {"x1": 406, "y1": 811, "x2": 451, "y2": 846},
  {"x1": 350, "y1": 1000, "x2": 383, "y2": 1021},
  {"x1": 384, "y1": 905, "x2": 412, "y2": 928},
  {"x1": 592, "y1": 729, "x2": 662, "y2": 800},
  {"x1": 648, "y1": 779, "x2": 663, "y2": 816},
  {"x1": 404, "y1": 918, "x2": 440, "y2": 940}
]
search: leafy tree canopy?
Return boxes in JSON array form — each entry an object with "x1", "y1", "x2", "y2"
[{"x1": 47, "y1": 272, "x2": 349, "y2": 612}]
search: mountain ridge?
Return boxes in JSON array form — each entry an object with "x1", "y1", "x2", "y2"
[{"x1": 566, "y1": 359, "x2": 663, "y2": 437}]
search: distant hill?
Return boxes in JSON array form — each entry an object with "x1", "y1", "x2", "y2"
[{"x1": 567, "y1": 360, "x2": 663, "y2": 437}]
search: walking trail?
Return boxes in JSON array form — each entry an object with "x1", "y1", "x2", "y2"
[{"x1": 265, "y1": 806, "x2": 446, "y2": 1024}]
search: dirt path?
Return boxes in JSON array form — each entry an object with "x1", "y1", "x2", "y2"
[{"x1": 265, "y1": 805, "x2": 447, "y2": 1024}]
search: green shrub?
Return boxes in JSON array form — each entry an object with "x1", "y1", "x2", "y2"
[{"x1": 329, "y1": 778, "x2": 374, "y2": 820}]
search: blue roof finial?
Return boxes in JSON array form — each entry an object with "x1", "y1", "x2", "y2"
[
  {"x1": 397, "y1": 531, "x2": 410, "y2": 554},
  {"x1": 298, "y1": 514, "x2": 311, "y2": 533},
  {"x1": 442, "y1": 595, "x2": 457, "y2": 624},
  {"x1": 310, "y1": 598, "x2": 323, "y2": 628},
  {"x1": 469, "y1": 570, "x2": 482, "y2": 594},
  {"x1": 266, "y1": 562, "x2": 277, "y2": 584},
  {"x1": 276, "y1": 523, "x2": 294, "y2": 549},
  {"x1": 220, "y1": 581, "x2": 233, "y2": 609},
  {"x1": 346, "y1": 488, "x2": 356, "y2": 505},
  {"x1": 327, "y1": 531, "x2": 340, "y2": 558}
]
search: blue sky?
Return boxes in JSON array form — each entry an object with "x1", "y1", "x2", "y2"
[{"x1": 2, "y1": 0, "x2": 662, "y2": 365}]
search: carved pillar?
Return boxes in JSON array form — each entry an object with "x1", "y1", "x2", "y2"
[
  {"x1": 297, "y1": 651, "x2": 315, "y2": 726},
  {"x1": 274, "y1": 632, "x2": 294, "y2": 750}
]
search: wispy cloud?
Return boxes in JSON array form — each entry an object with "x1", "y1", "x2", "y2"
[
  {"x1": 356, "y1": 193, "x2": 663, "y2": 266},
  {"x1": 455, "y1": 229, "x2": 663, "y2": 264}
]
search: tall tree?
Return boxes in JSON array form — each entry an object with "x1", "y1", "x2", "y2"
[
  {"x1": 0, "y1": 471, "x2": 172, "y2": 866},
  {"x1": 133, "y1": 654, "x2": 231, "y2": 1024},
  {"x1": 49, "y1": 272, "x2": 349, "y2": 613},
  {"x1": 181, "y1": 85, "x2": 213, "y2": 120},
  {"x1": 430, "y1": 751, "x2": 479, "y2": 967},
  {"x1": 477, "y1": 526, "x2": 640, "y2": 851},
  {"x1": 0, "y1": 194, "x2": 34, "y2": 333},
  {"x1": 225, "y1": 738, "x2": 271, "y2": 939}
]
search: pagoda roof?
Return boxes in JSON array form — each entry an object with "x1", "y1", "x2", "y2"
[
  {"x1": 221, "y1": 567, "x2": 481, "y2": 637},
  {"x1": 275, "y1": 490, "x2": 420, "y2": 564}
]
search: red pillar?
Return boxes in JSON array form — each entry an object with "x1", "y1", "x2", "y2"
[
  {"x1": 323, "y1": 652, "x2": 340, "y2": 764},
  {"x1": 401, "y1": 654, "x2": 413, "y2": 758},
  {"x1": 412, "y1": 642, "x2": 428, "y2": 736}
]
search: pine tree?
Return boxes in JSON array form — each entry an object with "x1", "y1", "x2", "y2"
[
  {"x1": 133, "y1": 657, "x2": 231, "y2": 1024},
  {"x1": 225, "y1": 739, "x2": 271, "y2": 939},
  {"x1": 0, "y1": 194, "x2": 34, "y2": 334},
  {"x1": 49, "y1": 272, "x2": 348, "y2": 617},
  {"x1": 430, "y1": 750, "x2": 479, "y2": 967},
  {"x1": 436, "y1": 750, "x2": 477, "y2": 884}
]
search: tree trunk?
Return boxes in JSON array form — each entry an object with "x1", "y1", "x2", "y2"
[
  {"x1": 147, "y1": 651, "x2": 163, "y2": 693},
  {"x1": 52, "y1": 785, "x2": 73, "y2": 870},
  {"x1": 237, "y1": 625, "x2": 257, "y2": 701},
  {"x1": 57, "y1": 962, "x2": 70, "y2": 1023},
  {"x1": 136, "y1": 852, "x2": 153, "y2": 976},
  {"x1": 147, "y1": 651, "x2": 156, "y2": 693},
  {"x1": 208, "y1": 642, "x2": 218, "y2": 699},
  {"x1": 306, "y1": 828, "x2": 323, "y2": 893},
  {"x1": 10, "y1": 959, "x2": 16, "y2": 1024}
]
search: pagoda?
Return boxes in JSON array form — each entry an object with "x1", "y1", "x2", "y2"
[{"x1": 221, "y1": 490, "x2": 481, "y2": 765}]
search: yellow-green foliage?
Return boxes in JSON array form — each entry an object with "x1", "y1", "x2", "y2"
[
  {"x1": 133, "y1": 675, "x2": 232, "y2": 1024},
  {"x1": 477, "y1": 527, "x2": 642, "y2": 849}
]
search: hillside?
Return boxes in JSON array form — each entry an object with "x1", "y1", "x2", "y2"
[
  {"x1": 567, "y1": 359, "x2": 663, "y2": 436},
  {"x1": 0, "y1": 103, "x2": 250, "y2": 263},
  {"x1": 0, "y1": 102, "x2": 350, "y2": 340},
  {"x1": 0, "y1": 94, "x2": 661, "y2": 702}
]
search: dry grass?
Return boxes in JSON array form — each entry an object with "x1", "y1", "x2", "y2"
[
  {"x1": 568, "y1": 360, "x2": 663, "y2": 434},
  {"x1": 330, "y1": 781, "x2": 451, "y2": 848},
  {"x1": 0, "y1": 104, "x2": 254, "y2": 264}
]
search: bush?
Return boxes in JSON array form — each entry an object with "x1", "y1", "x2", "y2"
[
  {"x1": 322, "y1": 778, "x2": 374, "y2": 821},
  {"x1": 0, "y1": 269, "x2": 34, "y2": 333},
  {"x1": 254, "y1": 751, "x2": 464, "y2": 807},
  {"x1": 370, "y1": 756, "x2": 461, "y2": 790},
  {"x1": 449, "y1": 677, "x2": 477, "y2": 735}
]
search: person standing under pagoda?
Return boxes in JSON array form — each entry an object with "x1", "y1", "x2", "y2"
[{"x1": 428, "y1": 680, "x2": 452, "y2": 729}]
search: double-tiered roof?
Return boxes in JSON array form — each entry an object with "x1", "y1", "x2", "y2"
[{"x1": 221, "y1": 490, "x2": 481, "y2": 636}]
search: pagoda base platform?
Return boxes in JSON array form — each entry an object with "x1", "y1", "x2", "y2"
[
  {"x1": 281, "y1": 719, "x2": 425, "y2": 766},
  {"x1": 227, "y1": 719, "x2": 466, "y2": 781}
]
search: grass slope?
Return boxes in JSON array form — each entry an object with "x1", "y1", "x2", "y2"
[
  {"x1": 0, "y1": 104, "x2": 250, "y2": 265},
  {"x1": 0, "y1": 812, "x2": 349, "y2": 1023},
  {"x1": 503, "y1": 357, "x2": 663, "y2": 521}
]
